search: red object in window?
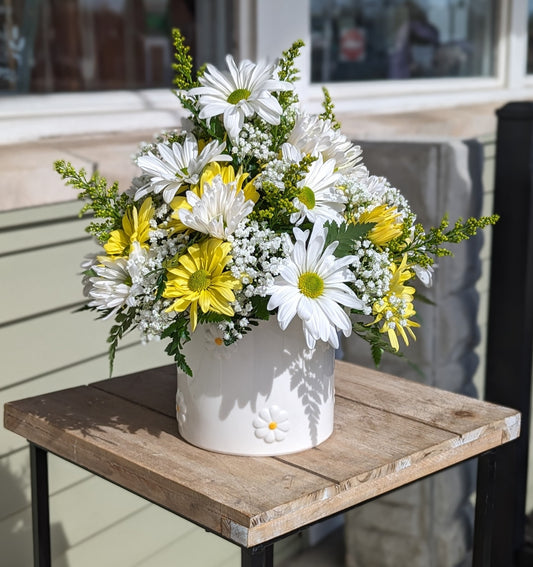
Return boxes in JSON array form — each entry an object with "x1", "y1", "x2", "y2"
[{"x1": 340, "y1": 28, "x2": 366, "y2": 62}]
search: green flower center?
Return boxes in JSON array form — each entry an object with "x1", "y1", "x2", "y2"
[
  {"x1": 188, "y1": 269, "x2": 211, "y2": 292},
  {"x1": 298, "y1": 186, "x2": 316, "y2": 209},
  {"x1": 227, "y1": 88, "x2": 251, "y2": 104},
  {"x1": 298, "y1": 272, "x2": 324, "y2": 299}
]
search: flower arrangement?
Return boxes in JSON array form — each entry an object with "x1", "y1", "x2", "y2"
[{"x1": 55, "y1": 32, "x2": 497, "y2": 376}]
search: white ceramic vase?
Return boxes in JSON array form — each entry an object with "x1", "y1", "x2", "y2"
[{"x1": 176, "y1": 317, "x2": 335, "y2": 456}]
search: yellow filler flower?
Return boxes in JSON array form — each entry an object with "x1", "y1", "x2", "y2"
[
  {"x1": 371, "y1": 255, "x2": 420, "y2": 351},
  {"x1": 163, "y1": 238, "x2": 240, "y2": 331},
  {"x1": 104, "y1": 197, "x2": 154, "y2": 256}
]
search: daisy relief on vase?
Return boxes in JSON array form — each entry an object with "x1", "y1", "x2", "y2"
[
  {"x1": 55, "y1": 30, "x2": 497, "y2": 379},
  {"x1": 176, "y1": 390, "x2": 187, "y2": 427},
  {"x1": 253, "y1": 406, "x2": 291, "y2": 444}
]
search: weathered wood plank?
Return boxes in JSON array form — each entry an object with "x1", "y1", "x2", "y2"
[
  {"x1": 91, "y1": 365, "x2": 176, "y2": 418},
  {"x1": 334, "y1": 360, "x2": 520, "y2": 438},
  {"x1": 3, "y1": 361, "x2": 521, "y2": 547},
  {"x1": 0, "y1": 341, "x2": 169, "y2": 454},
  {"x1": 3, "y1": 385, "x2": 332, "y2": 546}
]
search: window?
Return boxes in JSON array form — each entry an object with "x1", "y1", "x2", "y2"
[
  {"x1": 527, "y1": 0, "x2": 533, "y2": 75},
  {"x1": 0, "y1": 0, "x2": 234, "y2": 94},
  {"x1": 311, "y1": 0, "x2": 497, "y2": 83}
]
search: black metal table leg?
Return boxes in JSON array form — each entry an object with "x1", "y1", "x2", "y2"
[
  {"x1": 473, "y1": 450, "x2": 498, "y2": 566},
  {"x1": 241, "y1": 543, "x2": 274, "y2": 567},
  {"x1": 30, "y1": 443, "x2": 51, "y2": 567}
]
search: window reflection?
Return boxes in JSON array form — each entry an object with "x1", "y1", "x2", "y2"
[
  {"x1": 0, "y1": 0, "x2": 233, "y2": 93},
  {"x1": 528, "y1": 0, "x2": 533, "y2": 74},
  {"x1": 311, "y1": 0, "x2": 496, "y2": 83}
]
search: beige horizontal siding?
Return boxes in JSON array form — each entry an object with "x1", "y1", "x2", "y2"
[{"x1": 0, "y1": 201, "x2": 241, "y2": 567}]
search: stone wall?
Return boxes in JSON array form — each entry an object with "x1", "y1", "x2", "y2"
[{"x1": 342, "y1": 139, "x2": 485, "y2": 567}]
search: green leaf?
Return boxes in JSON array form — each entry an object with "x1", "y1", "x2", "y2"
[
  {"x1": 323, "y1": 221, "x2": 374, "y2": 257},
  {"x1": 106, "y1": 307, "x2": 137, "y2": 376},
  {"x1": 371, "y1": 343, "x2": 383, "y2": 367},
  {"x1": 161, "y1": 316, "x2": 192, "y2": 376},
  {"x1": 250, "y1": 296, "x2": 270, "y2": 320}
]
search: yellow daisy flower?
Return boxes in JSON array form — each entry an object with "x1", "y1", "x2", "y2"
[
  {"x1": 104, "y1": 197, "x2": 154, "y2": 256},
  {"x1": 195, "y1": 163, "x2": 259, "y2": 203},
  {"x1": 163, "y1": 238, "x2": 240, "y2": 331},
  {"x1": 371, "y1": 255, "x2": 420, "y2": 351},
  {"x1": 357, "y1": 204, "x2": 403, "y2": 247}
]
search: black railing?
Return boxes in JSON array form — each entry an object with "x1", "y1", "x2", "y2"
[{"x1": 478, "y1": 101, "x2": 533, "y2": 566}]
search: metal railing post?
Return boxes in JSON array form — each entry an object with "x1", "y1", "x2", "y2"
[{"x1": 481, "y1": 101, "x2": 533, "y2": 565}]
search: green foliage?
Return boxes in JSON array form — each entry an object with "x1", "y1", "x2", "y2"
[
  {"x1": 107, "y1": 307, "x2": 137, "y2": 376},
  {"x1": 319, "y1": 87, "x2": 341, "y2": 130},
  {"x1": 249, "y1": 155, "x2": 317, "y2": 227},
  {"x1": 54, "y1": 159, "x2": 128, "y2": 243},
  {"x1": 172, "y1": 28, "x2": 195, "y2": 91},
  {"x1": 154, "y1": 270, "x2": 168, "y2": 301},
  {"x1": 161, "y1": 316, "x2": 192, "y2": 376},
  {"x1": 323, "y1": 221, "x2": 374, "y2": 257},
  {"x1": 275, "y1": 39, "x2": 304, "y2": 130},
  {"x1": 277, "y1": 39, "x2": 304, "y2": 84},
  {"x1": 250, "y1": 296, "x2": 270, "y2": 320},
  {"x1": 409, "y1": 213, "x2": 499, "y2": 267},
  {"x1": 351, "y1": 321, "x2": 405, "y2": 367}
]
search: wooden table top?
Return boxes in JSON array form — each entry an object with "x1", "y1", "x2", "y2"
[{"x1": 3, "y1": 360, "x2": 520, "y2": 548}]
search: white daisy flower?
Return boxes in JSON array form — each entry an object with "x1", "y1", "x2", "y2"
[
  {"x1": 87, "y1": 242, "x2": 147, "y2": 319},
  {"x1": 288, "y1": 112, "x2": 364, "y2": 173},
  {"x1": 190, "y1": 55, "x2": 292, "y2": 141},
  {"x1": 80, "y1": 253, "x2": 99, "y2": 297},
  {"x1": 281, "y1": 142, "x2": 303, "y2": 164},
  {"x1": 289, "y1": 154, "x2": 346, "y2": 226},
  {"x1": 267, "y1": 222, "x2": 364, "y2": 349},
  {"x1": 413, "y1": 264, "x2": 435, "y2": 287},
  {"x1": 253, "y1": 406, "x2": 290, "y2": 443},
  {"x1": 178, "y1": 175, "x2": 255, "y2": 239},
  {"x1": 135, "y1": 132, "x2": 231, "y2": 203}
]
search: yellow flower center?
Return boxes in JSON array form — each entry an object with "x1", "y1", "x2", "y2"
[
  {"x1": 188, "y1": 269, "x2": 211, "y2": 292},
  {"x1": 227, "y1": 88, "x2": 251, "y2": 104},
  {"x1": 298, "y1": 186, "x2": 316, "y2": 209},
  {"x1": 298, "y1": 272, "x2": 324, "y2": 298},
  {"x1": 214, "y1": 337, "x2": 224, "y2": 346},
  {"x1": 269, "y1": 422, "x2": 277, "y2": 430}
]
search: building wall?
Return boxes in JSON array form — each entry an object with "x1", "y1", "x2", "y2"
[
  {"x1": 0, "y1": 200, "x2": 243, "y2": 566},
  {"x1": 0, "y1": 128, "x2": 500, "y2": 567}
]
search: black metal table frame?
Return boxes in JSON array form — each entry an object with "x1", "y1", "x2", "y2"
[{"x1": 28, "y1": 439, "x2": 511, "y2": 567}]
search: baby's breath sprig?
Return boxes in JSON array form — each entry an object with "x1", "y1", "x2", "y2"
[{"x1": 54, "y1": 159, "x2": 128, "y2": 243}]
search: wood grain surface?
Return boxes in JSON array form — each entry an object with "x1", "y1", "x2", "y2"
[{"x1": 4, "y1": 360, "x2": 520, "y2": 547}]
